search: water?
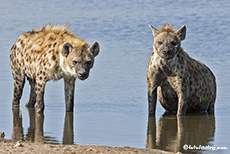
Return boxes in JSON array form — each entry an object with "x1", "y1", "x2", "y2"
[{"x1": 0, "y1": 0, "x2": 230, "y2": 153}]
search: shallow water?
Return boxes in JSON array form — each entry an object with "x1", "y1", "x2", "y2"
[{"x1": 0, "y1": 0, "x2": 230, "y2": 153}]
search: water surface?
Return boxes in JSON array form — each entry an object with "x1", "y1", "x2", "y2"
[{"x1": 0, "y1": 0, "x2": 230, "y2": 153}]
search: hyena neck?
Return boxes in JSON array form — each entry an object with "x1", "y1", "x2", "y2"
[{"x1": 154, "y1": 48, "x2": 183, "y2": 74}]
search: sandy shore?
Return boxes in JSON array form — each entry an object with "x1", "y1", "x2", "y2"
[{"x1": 0, "y1": 139, "x2": 174, "y2": 154}]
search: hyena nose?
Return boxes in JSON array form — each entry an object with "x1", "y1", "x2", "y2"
[
  {"x1": 79, "y1": 72, "x2": 87, "y2": 78},
  {"x1": 163, "y1": 47, "x2": 170, "y2": 55},
  {"x1": 162, "y1": 50, "x2": 169, "y2": 55},
  {"x1": 163, "y1": 49, "x2": 173, "y2": 55}
]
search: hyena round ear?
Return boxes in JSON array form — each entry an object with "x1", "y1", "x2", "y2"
[
  {"x1": 176, "y1": 25, "x2": 187, "y2": 41},
  {"x1": 149, "y1": 24, "x2": 158, "y2": 36},
  {"x1": 89, "y1": 41, "x2": 100, "y2": 57},
  {"x1": 61, "y1": 42, "x2": 73, "y2": 57}
]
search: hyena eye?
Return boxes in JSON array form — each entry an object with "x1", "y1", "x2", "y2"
[
  {"x1": 171, "y1": 41, "x2": 177, "y2": 46},
  {"x1": 158, "y1": 41, "x2": 163, "y2": 45},
  {"x1": 72, "y1": 60, "x2": 78, "y2": 65}
]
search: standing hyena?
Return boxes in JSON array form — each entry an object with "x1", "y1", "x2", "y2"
[
  {"x1": 10, "y1": 24, "x2": 100, "y2": 113},
  {"x1": 147, "y1": 24, "x2": 216, "y2": 116}
]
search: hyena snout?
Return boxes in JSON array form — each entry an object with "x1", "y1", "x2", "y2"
[
  {"x1": 162, "y1": 47, "x2": 174, "y2": 58},
  {"x1": 77, "y1": 68, "x2": 89, "y2": 80}
]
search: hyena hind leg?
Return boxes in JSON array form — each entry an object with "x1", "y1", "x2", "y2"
[
  {"x1": 208, "y1": 100, "x2": 215, "y2": 114},
  {"x1": 12, "y1": 71, "x2": 25, "y2": 108},
  {"x1": 25, "y1": 78, "x2": 36, "y2": 107}
]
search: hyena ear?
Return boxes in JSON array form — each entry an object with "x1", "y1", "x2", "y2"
[
  {"x1": 149, "y1": 24, "x2": 158, "y2": 36},
  {"x1": 61, "y1": 42, "x2": 73, "y2": 57},
  {"x1": 176, "y1": 25, "x2": 187, "y2": 41},
  {"x1": 89, "y1": 41, "x2": 100, "y2": 57}
]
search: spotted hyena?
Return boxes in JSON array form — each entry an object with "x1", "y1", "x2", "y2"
[
  {"x1": 147, "y1": 24, "x2": 216, "y2": 116},
  {"x1": 10, "y1": 24, "x2": 100, "y2": 113}
]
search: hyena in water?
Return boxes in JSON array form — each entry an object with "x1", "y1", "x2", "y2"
[
  {"x1": 147, "y1": 24, "x2": 216, "y2": 116},
  {"x1": 10, "y1": 24, "x2": 100, "y2": 113}
]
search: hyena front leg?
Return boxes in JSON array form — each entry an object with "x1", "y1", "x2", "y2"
[
  {"x1": 26, "y1": 78, "x2": 36, "y2": 107},
  {"x1": 148, "y1": 85, "x2": 158, "y2": 116},
  {"x1": 147, "y1": 71, "x2": 165, "y2": 116},
  {"x1": 64, "y1": 77, "x2": 76, "y2": 112},
  {"x1": 12, "y1": 69, "x2": 25, "y2": 108}
]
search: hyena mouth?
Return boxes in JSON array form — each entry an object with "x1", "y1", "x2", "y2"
[
  {"x1": 160, "y1": 54, "x2": 175, "y2": 60},
  {"x1": 78, "y1": 76, "x2": 88, "y2": 80}
]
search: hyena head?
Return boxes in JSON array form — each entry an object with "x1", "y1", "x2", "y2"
[
  {"x1": 149, "y1": 24, "x2": 186, "y2": 60},
  {"x1": 61, "y1": 41, "x2": 99, "y2": 80}
]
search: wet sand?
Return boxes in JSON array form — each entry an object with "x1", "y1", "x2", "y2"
[{"x1": 0, "y1": 139, "x2": 174, "y2": 154}]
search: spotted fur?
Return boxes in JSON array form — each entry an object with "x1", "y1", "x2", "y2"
[
  {"x1": 10, "y1": 24, "x2": 100, "y2": 113},
  {"x1": 147, "y1": 24, "x2": 216, "y2": 116}
]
